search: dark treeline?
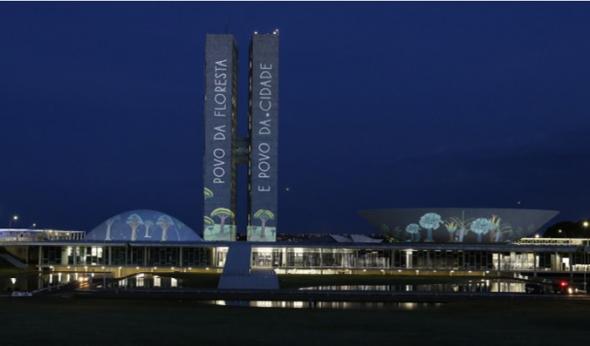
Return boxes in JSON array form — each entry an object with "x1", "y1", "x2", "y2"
[{"x1": 544, "y1": 220, "x2": 590, "y2": 238}]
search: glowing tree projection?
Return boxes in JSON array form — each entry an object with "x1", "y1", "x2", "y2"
[
  {"x1": 143, "y1": 220, "x2": 154, "y2": 239},
  {"x1": 253, "y1": 209, "x2": 275, "y2": 240},
  {"x1": 126, "y1": 214, "x2": 144, "y2": 241},
  {"x1": 488, "y1": 215, "x2": 514, "y2": 242},
  {"x1": 419, "y1": 213, "x2": 443, "y2": 242},
  {"x1": 470, "y1": 218, "x2": 492, "y2": 243},
  {"x1": 405, "y1": 223, "x2": 421, "y2": 241},
  {"x1": 104, "y1": 216, "x2": 120, "y2": 241},
  {"x1": 203, "y1": 216, "x2": 214, "y2": 234},
  {"x1": 156, "y1": 215, "x2": 174, "y2": 241},
  {"x1": 448, "y1": 211, "x2": 473, "y2": 243},
  {"x1": 444, "y1": 221, "x2": 458, "y2": 242},
  {"x1": 211, "y1": 208, "x2": 234, "y2": 234},
  {"x1": 173, "y1": 220, "x2": 185, "y2": 240},
  {"x1": 204, "y1": 187, "x2": 214, "y2": 201}
]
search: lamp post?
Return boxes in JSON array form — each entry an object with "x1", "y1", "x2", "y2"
[
  {"x1": 584, "y1": 265, "x2": 587, "y2": 294},
  {"x1": 8, "y1": 215, "x2": 19, "y2": 228}
]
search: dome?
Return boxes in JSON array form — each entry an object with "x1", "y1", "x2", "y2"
[{"x1": 86, "y1": 210, "x2": 203, "y2": 242}]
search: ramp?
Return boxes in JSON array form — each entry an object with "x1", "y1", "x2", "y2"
[
  {"x1": 218, "y1": 243, "x2": 279, "y2": 290},
  {"x1": 0, "y1": 253, "x2": 27, "y2": 269}
]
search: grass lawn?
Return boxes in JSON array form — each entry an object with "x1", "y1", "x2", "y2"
[{"x1": 0, "y1": 297, "x2": 588, "y2": 346}]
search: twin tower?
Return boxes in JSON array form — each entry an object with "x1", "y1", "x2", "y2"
[{"x1": 202, "y1": 31, "x2": 279, "y2": 242}]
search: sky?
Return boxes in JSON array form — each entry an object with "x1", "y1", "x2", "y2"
[{"x1": 0, "y1": 2, "x2": 589, "y2": 234}]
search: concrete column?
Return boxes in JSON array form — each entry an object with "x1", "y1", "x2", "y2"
[
  {"x1": 179, "y1": 247, "x2": 183, "y2": 267},
  {"x1": 405, "y1": 250, "x2": 413, "y2": 269},
  {"x1": 282, "y1": 248, "x2": 287, "y2": 268},
  {"x1": 37, "y1": 246, "x2": 42, "y2": 271},
  {"x1": 462, "y1": 252, "x2": 466, "y2": 270}
]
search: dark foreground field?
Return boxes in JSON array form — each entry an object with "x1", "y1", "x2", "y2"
[{"x1": 1, "y1": 297, "x2": 589, "y2": 346}]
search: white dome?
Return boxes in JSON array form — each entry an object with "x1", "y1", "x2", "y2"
[{"x1": 86, "y1": 210, "x2": 202, "y2": 242}]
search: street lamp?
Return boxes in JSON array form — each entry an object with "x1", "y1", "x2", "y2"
[
  {"x1": 8, "y1": 215, "x2": 19, "y2": 228},
  {"x1": 583, "y1": 221, "x2": 589, "y2": 228}
]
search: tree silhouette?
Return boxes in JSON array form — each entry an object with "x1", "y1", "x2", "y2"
[
  {"x1": 544, "y1": 220, "x2": 588, "y2": 238},
  {"x1": 144, "y1": 220, "x2": 154, "y2": 239},
  {"x1": 444, "y1": 221, "x2": 458, "y2": 241},
  {"x1": 419, "y1": 213, "x2": 442, "y2": 242},
  {"x1": 449, "y1": 211, "x2": 473, "y2": 243},
  {"x1": 156, "y1": 215, "x2": 174, "y2": 241},
  {"x1": 204, "y1": 216, "x2": 214, "y2": 227},
  {"x1": 488, "y1": 215, "x2": 505, "y2": 242},
  {"x1": 470, "y1": 218, "x2": 492, "y2": 243},
  {"x1": 405, "y1": 223, "x2": 421, "y2": 241},
  {"x1": 104, "y1": 216, "x2": 120, "y2": 241},
  {"x1": 126, "y1": 214, "x2": 144, "y2": 241},
  {"x1": 254, "y1": 209, "x2": 275, "y2": 239},
  {"x1": 204, "y1": 187, "x2": 214, "y2": 200},
  {"x1": 211, "y1": 208, "x2": 234, "y2": 234}
]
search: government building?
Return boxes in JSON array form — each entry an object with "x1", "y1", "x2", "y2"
[
  {"x1": 1, "y1": 207, "x2": 589, "y2": 282},
  {"x1": 1, "y1": 32, "x2": 588, "y2": 287}
]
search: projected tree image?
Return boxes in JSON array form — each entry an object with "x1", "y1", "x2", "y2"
[
  {"x1": 444, "y1": 221, "x2": 458, "y2": 241},
  {"x1": 470, "y1": 218, "x2": 492, "y2": 243},
  {"x1": 204, "y1": 187, "x2": 213, "y2": 200},
  {"x1": 361, "y1": 208, "x2": 557, "y2": 243},
  {"x1": 156, "y1": 215, "x2": 174, "y2": 241},
  {"x1": 86, "y1": 210, "x2": 202, "y2": 242},
  {"x1": 419, "y1": 213, "x2": 442, "y2": 242},
  {"x1": 211, "y1": 208, "x2": 234, "y2": 234},
  {"x1": 144, "y1": 220, "x2": 154, "y2": 239},
  {"x1": 254, "y1": 209, "x2": 275, "y2": 239},
  {"x1": 104, "y1": 216, "x2": 120, "y2": 241},
  {"x1": 449, "y1": 211, "x2": 473, "y2": 242},
  {"x1": 126, "y1": 214, "x2": 144, "y2": 241},
  {"x1": 405, "y1": 223, "x2": 421, "y2": 241}
]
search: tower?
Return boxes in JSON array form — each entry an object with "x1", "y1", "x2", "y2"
[
  {"x1": 203, "y1": 31, "x2": 279, "y2": 242},
  {"x1": 203, "y1": 34, "x2": 239, "y2": 241},
  {"x1": 247, "y1": 32, "x2": 279, "y2": 242}
]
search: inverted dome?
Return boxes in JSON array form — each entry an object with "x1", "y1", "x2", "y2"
[
  {"x1": 86, "y1": 210, "x2": 202, "y2": 242},
  {"x1": 359, "y1": 208, "x2": 559, "y2": 243}
]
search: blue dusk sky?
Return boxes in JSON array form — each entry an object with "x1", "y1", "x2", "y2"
[{"x1": 0, "y1": 2, "x2": 589, "y2": 233}]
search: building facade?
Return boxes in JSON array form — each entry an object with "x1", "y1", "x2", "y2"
[
  {"x1": 203, "y1": 34, "x2": 239, "y2": 241},
  {"x1": 247, "y1": 32, "x2": 279, "y2": 242},
  {"x1": 203, "y1": 31, "x2": 279, "y2": 242}
]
